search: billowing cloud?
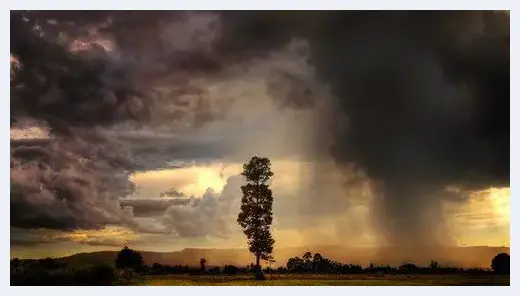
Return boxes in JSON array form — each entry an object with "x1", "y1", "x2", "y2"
[
  {"x1": 160, "y1": 175, "x2": 243, "y2": 238},
  {"x1": 10, "y1": 11, "x2": 226, "y2": 131},
  {"x1": 10, "y1": 134, "x2": 135, "y2": 230},
  {"x1": 120, "y1": 198, "x2": 189, "y2": 217}
]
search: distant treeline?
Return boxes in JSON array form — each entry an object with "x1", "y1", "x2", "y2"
[{"x1": 10, "y1": 249, "x2": 510, "y2": 286}]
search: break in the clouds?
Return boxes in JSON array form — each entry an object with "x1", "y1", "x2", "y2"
[{"x1": 10, "y1": 11, "x2": 509, "y2": 254}]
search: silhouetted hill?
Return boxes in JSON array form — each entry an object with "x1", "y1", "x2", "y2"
[{"x1": 44, "y1": 245, "x2": 509, "y2": 269}]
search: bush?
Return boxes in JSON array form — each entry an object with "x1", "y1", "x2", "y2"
[
  {"x1": 491, "y1": 253, "x2": 510, "y2": 274},
  {"x1": 113, "y1": 268, "x2": 139, "y2": 285},
  {"x1": 74, "y1": 265, "x2": 115, "y2": 285},
  {"x1": 254, "y1": 270, "x2": 266, "y2": 280},
  {"x1": 10, "y1": 264, "x2": 115, "y2": 286},
  {"x1": 208, "y1": 266, "x2": 221, "y2": 274},
  {"x1": 115, "y1": 246, "x2": 144, "y2": 272},
  {"x1": 223, "y1": 265, "x2": 239, "y2": 275},
  {"x1": 399, "y1": 263, "x2": 419, "y2": 274}
]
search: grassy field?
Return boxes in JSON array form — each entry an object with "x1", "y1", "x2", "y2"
[{"x1": 127, "y1": 274, "x2": 510, "y2": 286}]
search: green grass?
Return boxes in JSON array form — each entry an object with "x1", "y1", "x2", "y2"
[{"x1": 125, "y1": 274, "x2": 510, "y2": 286}]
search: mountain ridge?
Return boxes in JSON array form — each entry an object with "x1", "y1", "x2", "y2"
[{"x1": 21, "y1": 245, "x2": 509, "y2": 269}]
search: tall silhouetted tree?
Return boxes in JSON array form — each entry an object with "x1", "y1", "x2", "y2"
[
  {"x1": 237, "y1": 156, "x2": 275, "y2": 278},
  {"x1": 491, "y1": 253, "x2": 510, "y2": 274}
]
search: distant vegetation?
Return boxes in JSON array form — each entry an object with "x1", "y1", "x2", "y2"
[{"x1": 11, "y1": 246, "x2": 509, "y2": 286}]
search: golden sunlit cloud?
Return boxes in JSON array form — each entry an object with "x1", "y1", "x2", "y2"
[
  {"x1": 10, "y1": 125, "x2": 50, "y2": 140},
  {"x1": 446, "y1": 187, "x2": 510, "y2": 247},
  {"x1": 52, "y1": 226, "x2": 137, "y2": 246},
  {"x1": 131, "y1": 163, "x2": 237, "y2": 197},
  {"x1": 130, "y1": 158, "x2": 308, "y2": 198}
]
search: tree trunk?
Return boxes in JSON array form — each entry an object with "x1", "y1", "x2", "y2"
[{"x1": 254, "y1": 254, "x2": 266, "y2": 280}]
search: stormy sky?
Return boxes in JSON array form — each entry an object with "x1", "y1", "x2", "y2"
[{"x1": 10, "y1": 11, "x2": 509, "y2": 260}]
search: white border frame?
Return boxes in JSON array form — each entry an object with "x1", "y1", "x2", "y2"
[{"x1": 2, "y1": 1, "x2": 516, "y2": 295}]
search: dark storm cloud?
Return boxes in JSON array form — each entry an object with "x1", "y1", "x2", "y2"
[
  {"x1": 10, "y1": 11, "x2": 224, "y2": 133},
  {"x1": 10, "y1": 228, "x2": 56, "y2": 246},
  {"x1": 218, "y1": 11, "x2": 509, "y2": 186},
  {"x1": 120, "y1": 198, "x2": 190, "y2": 217},
  {"x1": 10, "y1": 134, "x2": 135, "y2": 230},
  {"x1": 215, "y1": 11, "x2": 510, "y2": 247},
  {"x1": 114, "y1": 130, "x2": 233, "y2": 171}
]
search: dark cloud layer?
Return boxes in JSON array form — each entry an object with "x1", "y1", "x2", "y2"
[
  {"x1": 10, "y1": 134, "x2": 134, "y2": 230},
  {"x1": 10, "y1": 11, "x2": 224, "y2": 133},
  {"x1": 10, "y1": 11, "x2": 509, "y2": 250},
  {"x1": 120, "y1": 198, "x2": 189, "y2": 217},
  {"x1": 215, "y1": 11, "x2": 509, "y2": 248}
]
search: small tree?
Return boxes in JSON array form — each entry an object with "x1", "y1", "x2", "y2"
[
  {"x1": 237, "y1": 156, "x2": 275, "y2": 278},
  {"x1": 303, "y1": 252, "x2": 312, "y2": 272},
  {"x1": 429, "y1": 260, "x2": 439, "y2": 269},
  {"x1": 303, "y1": 252, "x2": 312, "y2": 261},
  {"x1": 491, "y1": 253, "x2": 510, "y2": 274},
  {"x1": 115, "y1": 246, "x2": 144, "y2": 272},
  {"x1": 200, "y1": 258, "x2": 207, "y2": 273}
]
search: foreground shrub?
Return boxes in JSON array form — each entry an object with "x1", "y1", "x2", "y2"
[
  {"x1": 223, "y1": 265, "x2": 239, "y2": 275},
  {"x1": 254, "y1": 270, "x2": 266, "y2": 280},
  {"x1": 115, "y1": 246, "x2": 144, "y2": 272},
  {"x1": 208, "y1": 266, "x2": 221, "y2": 274},
  {"x1": 491, "y1": 253, "x2": 510, "y2": 274},
  {"x1": 11, "y1": 264, "x2": 115, "y2": 286}
]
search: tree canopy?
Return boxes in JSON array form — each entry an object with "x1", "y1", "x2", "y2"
[
  {"x1": 115, "y1": 246, "x2": 144, "y2": 271},
  {"x1": 491, "y1": 253, "x2": 510, "y2": 274}
]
